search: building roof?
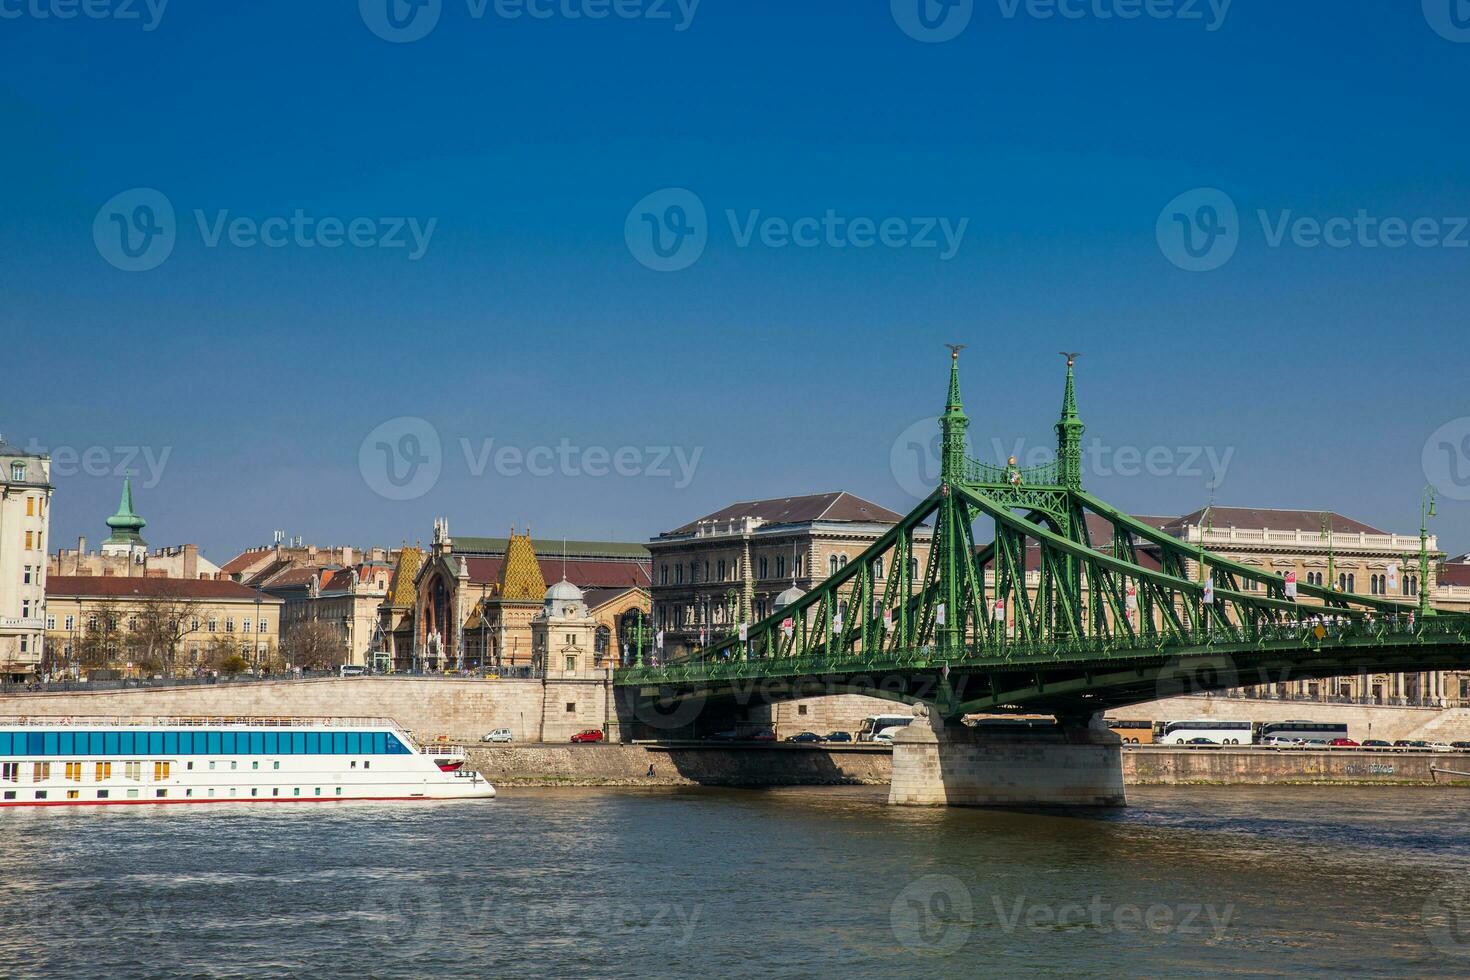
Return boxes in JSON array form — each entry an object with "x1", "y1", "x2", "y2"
[
  {"x1": 1163, "y1": 506, "x2": 1387, "y2": 536},
  {"x1": 220, "y1": 549, "x2": 279, "y2": 575},
  {"x1": 1439, "y1": 563, "x2": 1470, "y2": 588},
  {"x1": 452, "y1": 536, "x2": 650, "y2": 560},
  {"x1": 46, "y1": 576, "x2": 277, "y2": 602},
  {"x1": 581, "y1": 585, "x2": 642, "y2": 610},
  {"x1": 388, "y1": 547, "x2": 423, "y2": 608},
  {"x1": 0, "y1": 436, "x2": 48, "y2": 459},
  {"x1": 464, "y1": 556, "x2": 651, "y2": 591},
  {"x1": 496, "y1": 532, "x2": 548, "y2": 601},
  {"x1": 666, "y1": 491, "x2": 905, "y2": 536}
]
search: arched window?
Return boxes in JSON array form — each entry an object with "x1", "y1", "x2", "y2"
[
  {"x1": 759, "y1": 557, "x2": 769, "y2": 579},
  {"x1": 839, "y1": 555, "x2": 848, "y2": 569},
  {"x1": 910, "y1": 557, "x2": 920, "y2": 579},
  {"x1": 795, "y1": 555, "x2": 804, "y2": 577},
  {"x1": 873, "y1": 558, "x2": 885, "y2": 580},
  {"x1": 776, "y1": 555, "x2": 786, "y2": 579},
  {"x1": 1347, "y1": 574, "x2": 1355, "y2": 592},
  {"x1": 829, "y1": 555, "x2": 839, "y2": 575}
]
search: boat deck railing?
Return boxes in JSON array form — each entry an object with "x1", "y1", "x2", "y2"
[{"x1": 0, "y1": 715, "x2": 412, "y2": 734}]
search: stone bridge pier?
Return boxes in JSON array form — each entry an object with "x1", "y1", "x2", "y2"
[{"x1": 889, "y1": 709, "x2": 1125, "y2": 807}]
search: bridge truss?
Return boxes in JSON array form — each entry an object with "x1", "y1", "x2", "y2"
[{"x1": 617, "y1": 353, "x2": 1470, "y2": 721}]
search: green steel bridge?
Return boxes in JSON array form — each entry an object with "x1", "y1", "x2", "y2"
[{"x1": 616, "y1": 352, "x2": 1470, "y2": 727}]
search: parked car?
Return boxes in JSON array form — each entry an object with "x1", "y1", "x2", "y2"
[
  {"x1": 785, "y1": 731, "x2": 824, "y2": 743},
  {"x1": 570, "y1": 729, "x2": 605, "y2": 743},
  {"x1": 706, "y1": 730, "x2": 742, "y2": 741},
  {"x1": 1265, "y1": 736, "x2": 1302, "y2": 747},
  {"x1": 480, "y1": 729, "x2": 513, "y2": 743},
  {"x1": 825, "y1": 731, "x2": 853, "y2": 743},
  {"x1": 1452, "y1": 742, "x2": 1470, "y2": 750},
  {"x1": 872, "y1": 732, "x2": 894, "y2": 745},
  {"x1": 1184, "y1": 737, "x2": 1218, "y2": 746},
  {"x1": 749, "y1": 728, "x2": 777, "y2": 742},
  {"x1": 1392, "y1": 739, "x2": 1430, "y2": 749},
  {"x1": 1302, "y1": 738, "x2": 1331, "y2": 747},
  {"x1": 1429, "y1": 742, "x2": 1457, "y2": 752},
  {"x1": 1362, "y1": 739, "x2": 1392, "y2": 748},
  {"x1": 1328, "y1": 738, "x2": 1359, "y2": 747}
]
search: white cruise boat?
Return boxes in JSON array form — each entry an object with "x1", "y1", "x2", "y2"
[{"x1": 0, "y1": 716, "x2": 495, "y2": 807}]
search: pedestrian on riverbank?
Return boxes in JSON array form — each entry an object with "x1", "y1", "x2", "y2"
[{"x1": 647, "y1": 763, "x2": 655, "y2": 777}]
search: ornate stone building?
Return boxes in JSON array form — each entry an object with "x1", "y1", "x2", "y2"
[
  {"x1": 648, "y1": 491, "x2": 935, "y2": 661},
  {"x1": 391, "y1": 520, "x2": 650, "y2": 673},
  {"x1": 0, "y1": 438, "x2": 52, "y2": 680}
]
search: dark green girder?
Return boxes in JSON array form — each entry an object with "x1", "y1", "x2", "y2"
[{"x1": 617, "y1": 353, "x2": 1470, "y2": 721}]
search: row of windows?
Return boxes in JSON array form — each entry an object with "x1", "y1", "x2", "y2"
[
  {"x1": 2, "y1": 786, "x2": 349, "y2": 803},
  {"x1": 0, "y1": 730, "x2": 410, "y2": 757},
  {"x1": 3, "y1": 759, "x2": 374, "y2": 782},
  {"x1": 658, "y1": 554, "x2": 924, "y2": 586},
  {"x1": 55, "y1": 615, "x2": 271, "y2": 634}
]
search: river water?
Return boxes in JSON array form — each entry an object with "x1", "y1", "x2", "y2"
[{"x1": 4, "y1": 786, "x2": 1470, "y2": 977}]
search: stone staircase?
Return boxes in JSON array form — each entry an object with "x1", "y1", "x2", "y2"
[{"x1": 1403, "y1": 709, "x2": 1470, "y2": 743}]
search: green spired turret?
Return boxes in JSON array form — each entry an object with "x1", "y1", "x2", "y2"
[
  {"x1": 940, "y1": 345, "x2": 969, "y2": 484},
  {"x1": 1055, "y1": 352, "x2": 1085, "y2": 490},
  {"x1": 104, "y1": 477, "x2": 147, "y2": 549}
]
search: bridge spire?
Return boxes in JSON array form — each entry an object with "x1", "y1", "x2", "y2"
[
  {"x1": 1055, "y1": 352, "x2": 1085, "y2": 490},
  {"x1": 940, "y1": 345, "x2": 969, "y2": 484}
]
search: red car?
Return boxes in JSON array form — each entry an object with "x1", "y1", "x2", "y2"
[
  {"x1": 570, "y1": 729, "x2": 605, "y2": 743},
  {"x1": 1329, "y1": 737, "x2": 1360, "y2": 747}
]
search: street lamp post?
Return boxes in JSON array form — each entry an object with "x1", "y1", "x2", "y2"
[{"x1": 1419, "y1": 485, "x2": 1437, "y2": 619}]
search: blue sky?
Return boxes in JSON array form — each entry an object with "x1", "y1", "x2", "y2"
[{"x1": 3, "y1": 0, "x2": 1469, "y2": 560}]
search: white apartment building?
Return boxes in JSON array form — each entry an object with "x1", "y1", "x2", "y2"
[{"x1": 0, "y1": 439, "x2": 53, "y2": 681}]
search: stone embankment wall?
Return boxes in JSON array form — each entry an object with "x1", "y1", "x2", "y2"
[
  {"x1": 1124, "y1": 746, "x2": 1470, "y2": 786},
  {"x1": 467, "y1": 744, "x2": 894, "y2": 787},
  {"x1": 0, "y1": 677, "x2": 610, "y2": 743}
]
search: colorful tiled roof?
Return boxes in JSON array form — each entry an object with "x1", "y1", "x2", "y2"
[
  {"x1": 496, "y1": 532, "x2": 547, "y2": 600},
  {"x1": 388, "y1": 547, "x2": 423, "y2": 608}
]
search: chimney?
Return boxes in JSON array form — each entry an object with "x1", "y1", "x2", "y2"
[
  {"x1": 183, "y1": 543, "x2": 198, "y2": 581},
  {"x1": 342, "y1": 546, "x2": 354, "y2": 566}
]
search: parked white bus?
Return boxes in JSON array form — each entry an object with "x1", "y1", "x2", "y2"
[
  {"x1": 1158, "y1": 720, "x2": 1253, "y2": 745},
  {"x1": 858, "y1": 714, "x2": 916, "y2": 742}
]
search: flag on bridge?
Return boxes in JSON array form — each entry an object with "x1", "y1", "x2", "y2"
[
  {"x1": 656, "y1": 630, "x2": 665, "y2": 649},
  {"x1": 883, "y1": 608, "x2": 893, "y2": 633},
  {"x1": 832, "y1": 612, "x2": 843, "y2": 635},
  {"x1": 781, "y1": 617, "x2": 794, "y2": 638},
  {"x1": 993, "y1": 598, "x2": 1005, "y2": 621},
  {"x1": 935, "y1": 602, "x2": 946, "y2": 626},
  {"x1": 738, "y1": 623, "x2": 748, "y2": 642},
  {"x1": 1284, "y1": 572, "x2": 1298, "y2": 600},
  {"x1": 1387, "y1": 564, "x2": 1400, "y2": 592},
  {"x1": 1203, "y1": 578, "x2": 1215, "y2": 604},
  {"x1": 1126, "y1": 585, "x2": 1138, "y2": 626}
]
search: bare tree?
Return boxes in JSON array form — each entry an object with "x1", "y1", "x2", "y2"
[
  {"x1": 74, "y1": 605, "x2": 125, "y2": 672},
  {"x1": 127, "y1": 584, "x2": 206, "y2": 677},
  {"x1": 282, "y1": 620, "x2": 348, "y2": 672}
]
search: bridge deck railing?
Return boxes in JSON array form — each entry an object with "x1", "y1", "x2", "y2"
[{"x1": 616, "y1": 616, "x2": 1470, "y2": 687}]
